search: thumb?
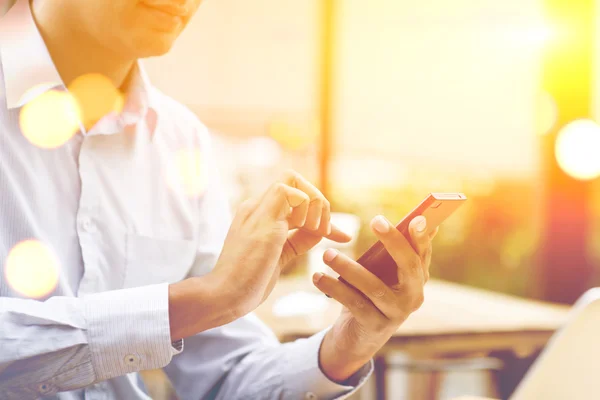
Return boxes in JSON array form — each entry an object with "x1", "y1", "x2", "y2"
[
  {"x1": 408, "y1": 215, "x2": 430, "y2": 257},
  {"x1": 280, "y1": 229, "x2": 322, "y2": 268},
  {"x1": 279, "y1": 224, "x2": 354, "y2": 268}
]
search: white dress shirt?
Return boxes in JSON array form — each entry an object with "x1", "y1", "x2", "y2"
[{"x1": 0, "y1": 0, "x2": 372, "y2": 399}]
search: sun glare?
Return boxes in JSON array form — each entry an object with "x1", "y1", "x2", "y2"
[
  {"x1": 269, "y1": 118, "x2": 319, "y2": 151},
  {"x1": 166, "y1": 149, "x2": 208, "y2": 198},
  {"x1": 523, "y1": 23, "x2": 554, "y2": 47},
  {"x1": 5, "y1": 240, "x2": 60, "y2": 299},
  {"x1": 19, "y1": 90, "x2": 81, "y2": 149},
  {"x1": 504, "y1": 19, "x2": 554, "y2": 49},
  {"x1": 68, "y1": 73, "x2": 124, "y2": 127},
  {"x1": 536, "y1": 92, "x2": 558, "y2": 136},
  {"x1": 555, "y1": 119, "x2": 600, "y2": 181}
]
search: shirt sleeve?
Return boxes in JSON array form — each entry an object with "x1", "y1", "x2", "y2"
[
  {"x1": 163, "y1": 126, "x2": 373, "y2": 399},
  {"x1": 0, "y1": 283, "x2": 179, "y2": 399},
  {"x1": 163, "y1": 315, "x2": 373, "y2": 400},
  {"x1": 281, "y1": 329, "x2": 374, "y2": 399}
]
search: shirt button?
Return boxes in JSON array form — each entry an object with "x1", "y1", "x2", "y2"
[
  {"x1": 305, "y1": 393, "x2": 318, "y2": 400},
  {"x1": 124, "y1": 353, "x2": 141, "y2": 368},
  {"x1": 80, "y1": 217, "x2": 95, "y2": 233},
  {"x1": 38, "y1": 383, "x2": 53, "y2": 395}
]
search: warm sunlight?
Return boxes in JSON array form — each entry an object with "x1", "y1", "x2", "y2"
[
  {"x1": 19, "y1": 89, "x2": 81, "y2": 149},
  {"x1": 166, "y1": 149, "x2": 208, "y2": 198},
  {"x1": 508, "y1": 21, "x2": 555, "y2": 49},
  {"x1": 4, "y1": 240, "x2": 60, "y2": 299},
  {"x1": 68, "y1": 73, "x2": 124, "y2": 127},
  {"x1": 268, "y1": 118, "x2": 320, "y2": 151},
  {"x1": 536, "y1": 92, "x2": 558, "y2": 136},
  {"x1": 555, "y1": 119, "x2": 600, "y2": 181}
]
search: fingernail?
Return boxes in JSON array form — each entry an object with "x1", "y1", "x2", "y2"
[
  {"x1": 323, "y1": 249, "x2": 338, "y2": 262},
  {"x1": 415, "y1": 216, "x2": 427, "y2": 232},
  {"x1": 372, "y1": 215, "x2": 390, "y2": 234},
  {"x1": 313, "y1": 272, "x2": 324, "y2": 284}
]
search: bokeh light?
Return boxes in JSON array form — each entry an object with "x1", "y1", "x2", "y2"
[
  {"x1": 166, "y1": 149, "x2": 208, "y2": 197},
  {"x1": 269, "y1": 118, "x2": 320, "y2": 151},
  {"x1": 4, "y1": 240, "x2": 60, "y2": 299},
  {"x1": 536, "y1": 92, "x2": 558, "y2": 135},
  {"x1": 520, "y1": 23, "x2": 554, "y2": 48},
  {"x1": 68, "y1": 73, "x2": 124, "y2": 127},
  {"x1": 19, "y1": 90, "x2": 81, "y2": 149},
  {"x1": 463, "y1": 172, "x2": 496, "y2": 197},
  {"x1": 242, "y1": 136, "x2": 283, "y2": 168},
  {"x1": 555, "y1": 119, "x2": 600, "y2": 181},
  {"x1": 503, "y1": 20, "x2": 555, "y2": 50}
]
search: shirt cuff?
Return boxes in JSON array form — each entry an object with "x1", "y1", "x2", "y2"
[
  {"x1": 83, "y1": 283, "x2": 179, "y2": 381},
  {"x1": 282, "y1": 329, "x2": 374, "y2": 400}
]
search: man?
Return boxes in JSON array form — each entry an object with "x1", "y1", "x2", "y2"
[{"x1": 0, "y1": 0, "x2": 436, "y2": 399}]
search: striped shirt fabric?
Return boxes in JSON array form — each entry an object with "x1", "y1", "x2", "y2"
[{"x1": 0, "y1": 0, "x2": 372, "y2": 399}]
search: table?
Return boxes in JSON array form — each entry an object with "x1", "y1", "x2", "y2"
[
  {"x1": 452, "y1": 398, "x2": 496, "y2": 400},
  {"x1": 255, "y1": 277, "x2": 570, "y2": 399}
]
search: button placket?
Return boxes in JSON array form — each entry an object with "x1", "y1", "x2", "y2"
[
  {"x1": 80, "y1": 216, "x2": 96, "y2": 233},
  {"x1": 76, "y1": 137, "x2": 101, "y2": 296}
]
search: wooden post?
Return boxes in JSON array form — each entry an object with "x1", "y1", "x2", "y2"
[
  {"x1": 538, "y1": 0, "x2": 595, "y2": 304},
  {"x1": 318, "y1": 0, "x2": 335, "y2": 198}
]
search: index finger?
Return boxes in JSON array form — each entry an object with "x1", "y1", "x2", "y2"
[
  {"x1": 324, "y1": 224, "x2": 352, "y2": 243},
  {"x1": 281, "y1": 170, "x2": 331, "y2": 235}
]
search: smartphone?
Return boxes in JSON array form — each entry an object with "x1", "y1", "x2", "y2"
[{"x1": 341, "y1": 193, "x2": 467, "y2": 286}]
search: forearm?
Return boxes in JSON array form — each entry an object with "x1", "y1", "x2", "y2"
[
  {"x1": 319, "y1": 330, "x2": 374, "y2": 383},
  {"x1": 168, "y1": 274, "x2": 240, "y2": 341}
]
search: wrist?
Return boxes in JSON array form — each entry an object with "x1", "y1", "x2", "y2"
[
  {"x1": 318, "y1": 329, "x2": 373, "y2": 383},
  {"x1": 168, "y1": 274, "x2": 239, "y2": 340}
]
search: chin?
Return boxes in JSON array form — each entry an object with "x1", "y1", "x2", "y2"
[
  {"x1": 142, "y1": 43, "x2": 174, "y2": 57},
  {"x1": 132, "y1": 33, "x2": 178, "y2": 58}
]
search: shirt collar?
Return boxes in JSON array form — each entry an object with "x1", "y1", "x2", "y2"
[
  {"x1": 0, "y1": 0, "x2": 159, "y2": 139},
  {"x1": 0, "y1": 0, "x2": 63, "y2": 109},
  {"x1": 119, "y1": 60, "x2": 159, "y2": 137}
]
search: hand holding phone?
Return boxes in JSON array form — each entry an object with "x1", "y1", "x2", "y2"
[{"x1": 341, "y1": 193, "x2": 466, "y2": 286}]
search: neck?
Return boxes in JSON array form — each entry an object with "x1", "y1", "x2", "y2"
[{"x1": 31, "y1": 1, "x2": 134, "y2": 90}]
